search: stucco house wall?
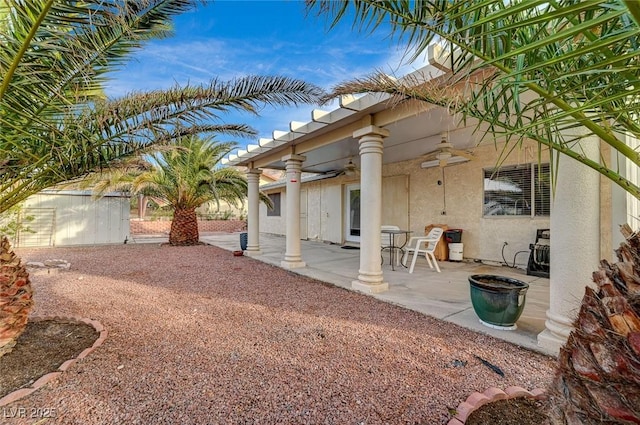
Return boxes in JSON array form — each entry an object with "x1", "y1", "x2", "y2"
[
  {"x1": 258, "y1": 137, "x2": 621, "y2": 267},
  {"x1": 393, "y1": 140, "x2": 551, "y2": 266},
  {"x1": 260, "y1": 191, "x2": 285, "y2": 235},
  {"x1": 258, "y1": 138, "x2": 617, "y2": 267}
]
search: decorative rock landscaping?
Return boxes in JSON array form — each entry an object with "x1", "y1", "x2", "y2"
[{"x1": 0, "y1": 316, "x2": 107, "y2": 407}]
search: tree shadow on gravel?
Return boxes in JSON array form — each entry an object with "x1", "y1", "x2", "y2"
[{"x1": 0, "y1": 319, "x2": 97, "y2": 399}]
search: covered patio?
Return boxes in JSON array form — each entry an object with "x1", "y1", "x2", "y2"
[
  {"x1": 199, "y1": 232, "x2": 553, "y2": 356},
  {"x1": 219, "y1": 49, "x2": 605, "y2": 355}
]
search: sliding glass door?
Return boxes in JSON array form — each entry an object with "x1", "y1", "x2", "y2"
[{"x1": 344, "y1": 184, "x2": 361, "y2": 243}]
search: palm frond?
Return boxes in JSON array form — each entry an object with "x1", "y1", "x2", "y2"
[
  {"x1": 1, "y1": 0, "x2": 324, "y2": 215},
  {"x1": 308, "y1": 0, "x2": 640, "y2": 198},
  {"x1": 87, "y1": 136, "x2": 267, "y2": 214}
]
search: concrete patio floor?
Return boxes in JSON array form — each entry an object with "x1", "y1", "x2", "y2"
[{"x1": 177, "y1": 232, "x2": 555, "y2": 358}]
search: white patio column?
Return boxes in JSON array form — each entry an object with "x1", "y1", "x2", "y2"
[
  {"x1": 245, "y1": 168, "x2": 262, "y2": 256},
  {"x1": 352, "y1": 125, "x2": 389, "y2": 294},
  {"x1": 281, "y1": 154, "x2": 306, "y2": 269},
  {"x1": 538, "y1": 132, "x2": 601, "y2": 354}
]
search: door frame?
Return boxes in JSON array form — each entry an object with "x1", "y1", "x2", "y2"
[{"x1": 344, "y1": 183, "x2": 361, "y2": 243}]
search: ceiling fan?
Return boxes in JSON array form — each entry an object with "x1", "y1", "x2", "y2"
[
  {"x1": 338, "y1": 158, "x2": 360, "y2": 177},
  {"x1": 421, "y1": 135, "x2": 474, "y2": 168}
]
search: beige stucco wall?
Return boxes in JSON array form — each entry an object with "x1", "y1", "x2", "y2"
[
  {"x1": 259, "y1": 139, "x2": 615, "y2": 266},
  {"x1": 600, "y1": 140, "x2": 624, "y2": 263},
  {"x1": 385, "y1": 140, "x2": 550, "y2": 266},
  {"x1": 260, "y1": 174, "x2": 360, "y2": 242},
  {"x1": 260, "y1": 192, "x2": 286, "y2": 235}
]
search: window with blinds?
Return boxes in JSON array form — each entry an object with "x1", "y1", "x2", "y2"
[{"x1": 483, "y1": 163, "x2": 551, "y2": 217}]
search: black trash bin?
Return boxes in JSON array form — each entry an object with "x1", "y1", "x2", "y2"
[
  {"x1": 240, "y1": 232, "x2": 248, "y2": 251},
  {"x1": 444, "y1": 229, "x2": 463, "y2": 243}
]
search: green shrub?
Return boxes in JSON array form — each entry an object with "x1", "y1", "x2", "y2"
[{"x1": 0, "y1": 204, "x2": 35, "y2": 243}]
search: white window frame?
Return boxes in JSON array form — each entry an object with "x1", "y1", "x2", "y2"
[{"x1": 483, "y1": 163, "x2": 550, "y2": 217}]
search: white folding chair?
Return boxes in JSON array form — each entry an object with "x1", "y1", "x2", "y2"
[{"x1": 401, "y1": 227, "x2": 444, "y2": 274}]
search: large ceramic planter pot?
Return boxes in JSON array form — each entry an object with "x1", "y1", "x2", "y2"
[{"x1": 469, "y1": 274, "x2": 529, "y2": 330}]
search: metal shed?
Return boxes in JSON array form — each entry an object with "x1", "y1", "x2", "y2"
[{"x1": 12, "y1": 190, "x2": 130, "y2": 247}]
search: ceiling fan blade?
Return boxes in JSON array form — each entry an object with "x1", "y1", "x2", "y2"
[
  {"x1": 450, "y1": 149, "x2": 474, "y2": 160},
  {"x1": 422, "y1": 152, "x2": 440, "y2": 161}
]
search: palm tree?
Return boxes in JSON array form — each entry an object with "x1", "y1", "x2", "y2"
[
  {"x1": 1, "y1": 0, "x2": 198, "y2": 361},
  {"x1": 551, "y1": 224, "x2": 640, "y2": 425},
  {"x1": 0, "y1": 0, "x2": 322, "y2": 356},
  {"x1": 90, "y1": 136, "x2": 271, "y2": 246},
  {"x1": 0, "y1": 0, "x2": 323, "y2": 214},
  {"x1": 306, "y1": 1, "x2": 640, "y2": 423}
]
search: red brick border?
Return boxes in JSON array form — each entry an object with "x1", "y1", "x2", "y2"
[
  {"x1": 0, "y1": 316, "x2": 107, "y2": 407},
  {"x1": 447, "y1": 386, "x2": 547, "y2": 424}
]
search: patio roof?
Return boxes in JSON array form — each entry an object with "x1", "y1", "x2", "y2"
[
  {"x1": 221, "y1": 43, "x2": 481, "y2": 175},
  {"x1": 260, "y1": 172, "x2": 339, "y2": 191}
]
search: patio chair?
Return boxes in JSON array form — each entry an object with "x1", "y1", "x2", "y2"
[{"x1": 401, "y1": 227, "x2": 444, "y2": 274}]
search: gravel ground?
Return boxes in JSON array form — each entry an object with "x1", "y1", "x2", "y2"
[{"x1": 7, "y1": 244, "x2": 556, "y2": 424}]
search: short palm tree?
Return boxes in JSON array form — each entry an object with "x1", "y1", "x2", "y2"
[
  {"x1": 307, "y1": 1, "x2": 640, "y2": 423},
  {"x1": 0, "y1": 0, "x2": 321, "y2": 354},
  {"x1": 91, "y1": 136, "x2": 270, "y2": 246}
]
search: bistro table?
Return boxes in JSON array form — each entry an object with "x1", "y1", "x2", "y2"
[{"x1": 380, "y1": 229, "x2": 413, "y2": 271}]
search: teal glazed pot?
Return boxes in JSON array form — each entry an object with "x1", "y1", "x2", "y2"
[{"x1": 469, "y1": 274, "x2": 529, "y2": 330}]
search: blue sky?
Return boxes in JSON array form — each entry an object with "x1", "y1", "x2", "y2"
[{"x1": 105, "y1": 1, "x2": 426, "y2": 150}]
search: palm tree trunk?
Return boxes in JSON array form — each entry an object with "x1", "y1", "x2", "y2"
[
  {"x1": 547, "y1": 224, "x2": 640, "y2": 424},
  {"x1": 169, "y1": 207, "x2": 199, "y2": 246},
  {"x1": 0, "y1": 237, "x2": 34, "y2": 357},
  {"x1": 138, "y1": 195, "x2": 148, "y2": 219}
]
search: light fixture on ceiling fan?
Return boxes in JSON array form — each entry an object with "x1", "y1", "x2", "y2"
[
  {"x1": 420, "y1": 134, "x2": 474, "y2": 168},
  {"x1": 340, "y1": 158, "x2": 359, "y2": 177}
]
